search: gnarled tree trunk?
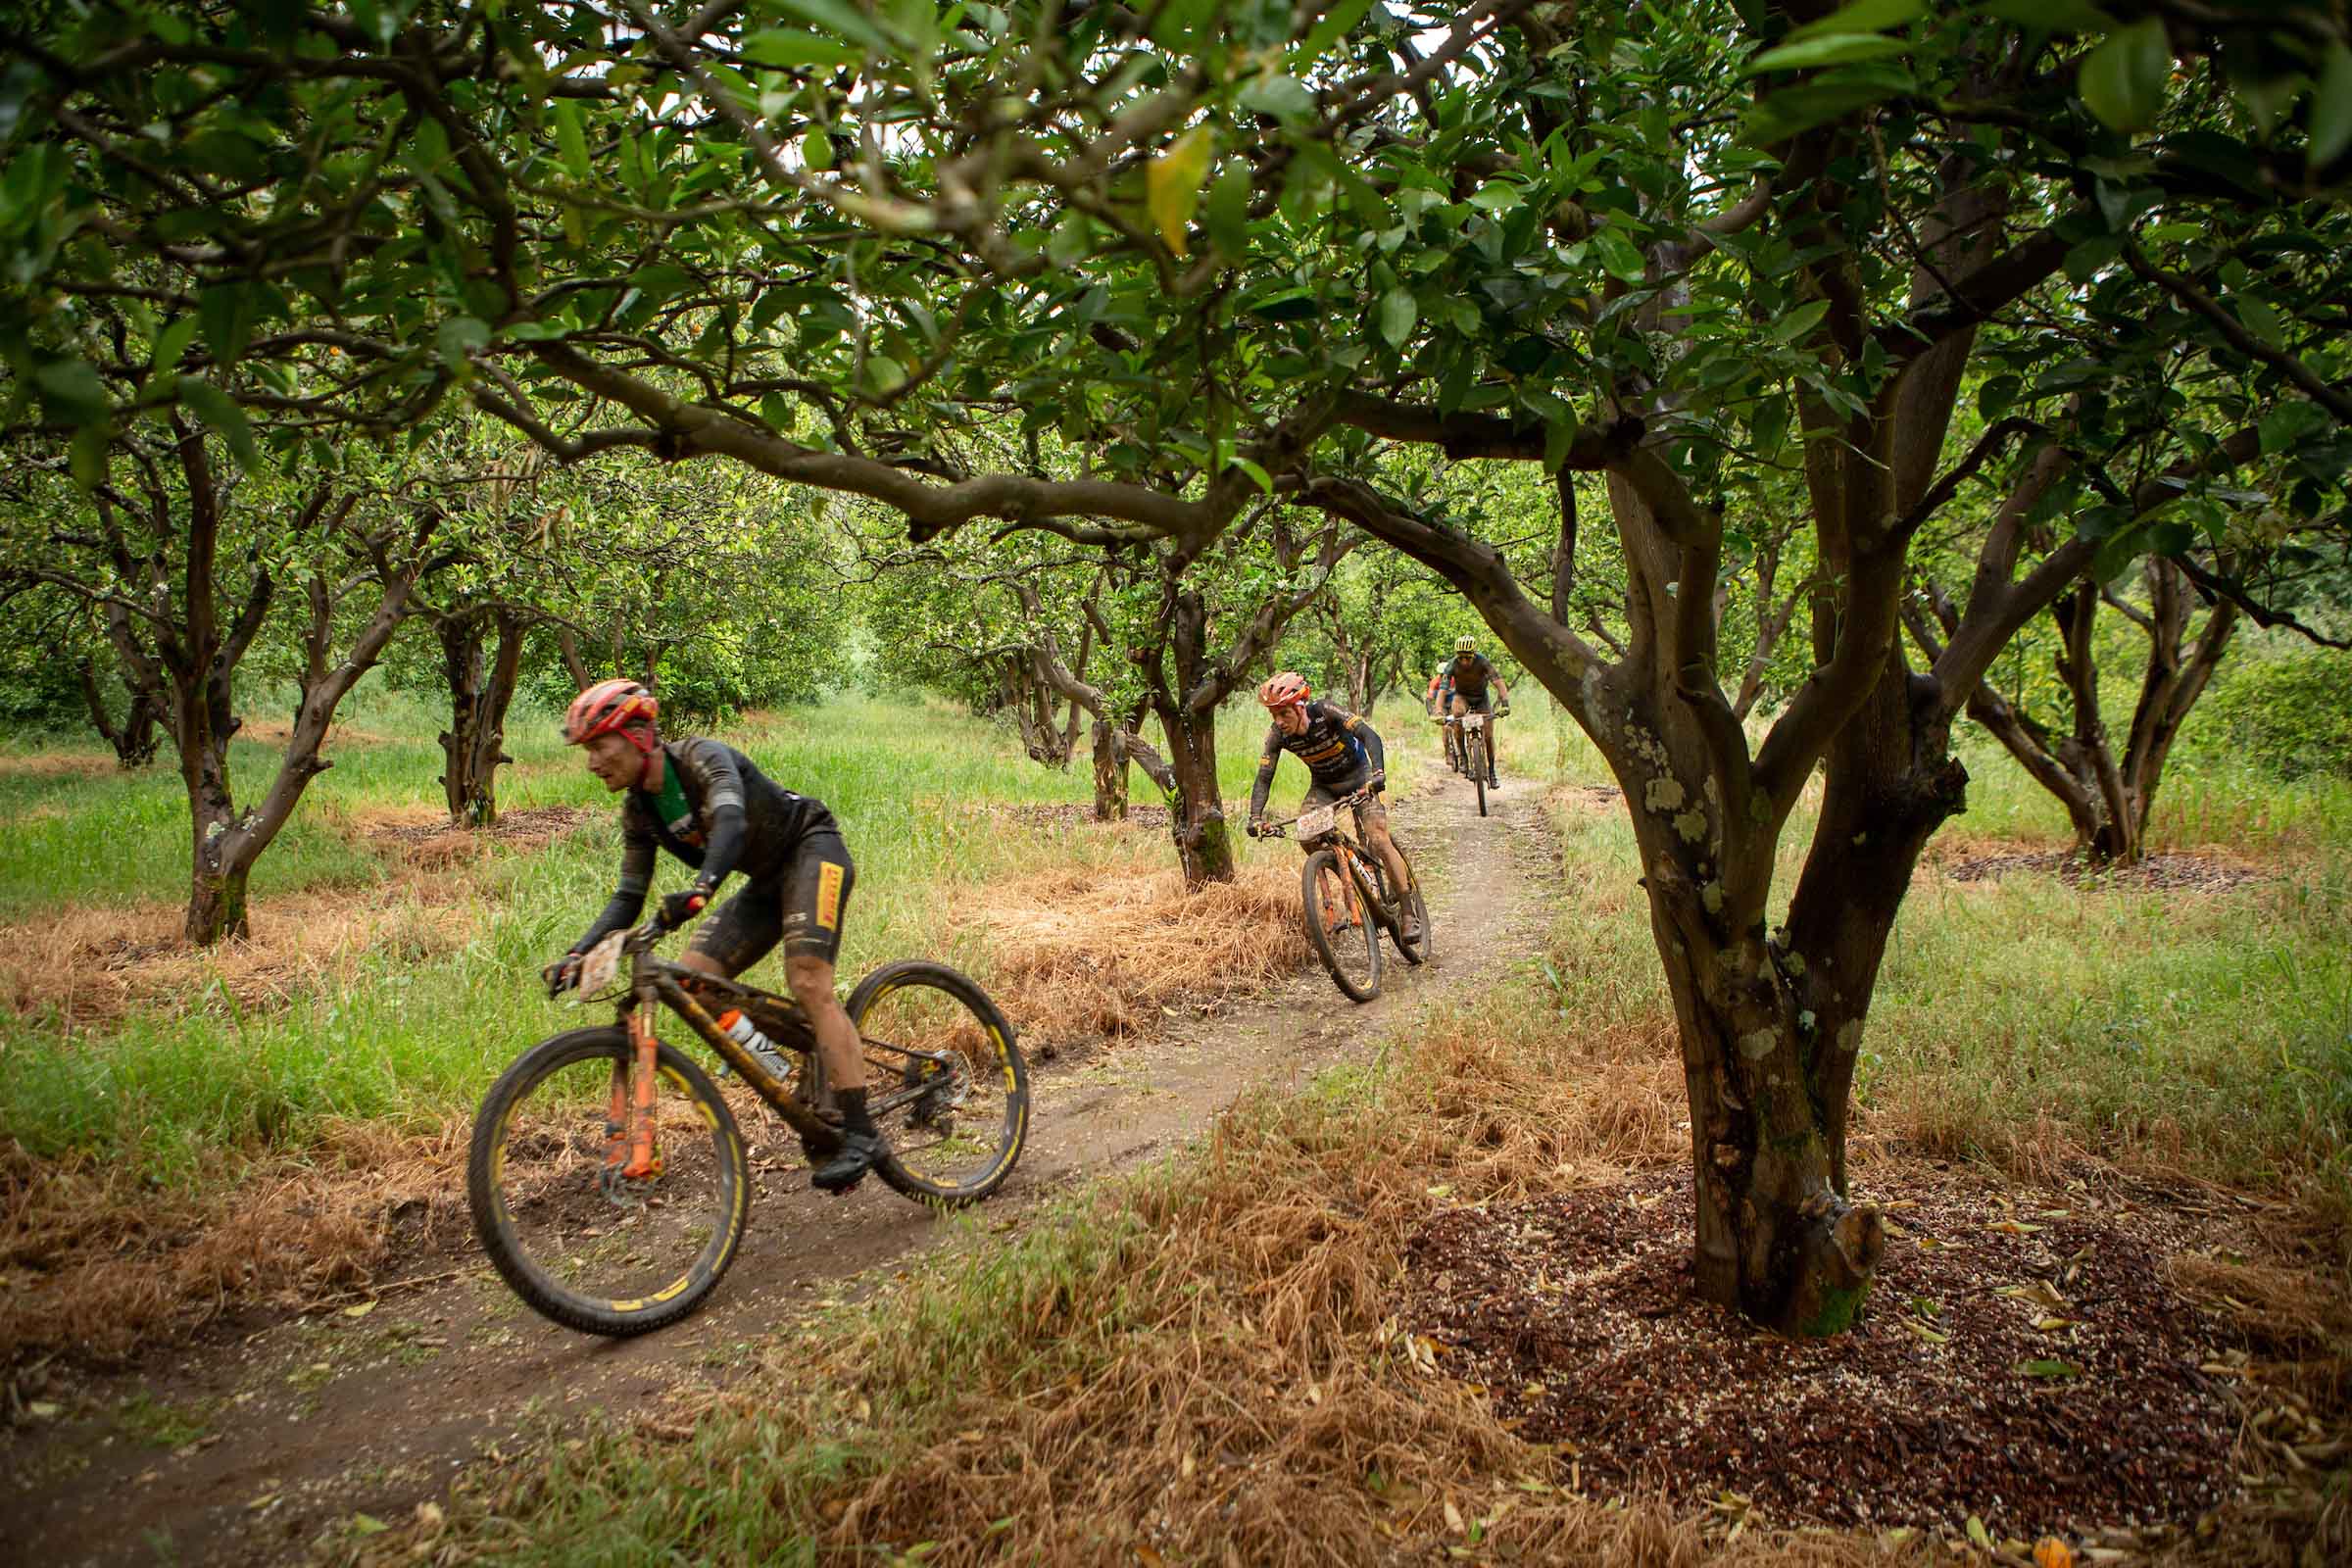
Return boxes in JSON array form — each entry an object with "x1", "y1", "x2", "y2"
[
  {"x1": 79, "y1": 659, "x2": 159, "y2": 768},
  {"x1": 438, "y1": 609, "x2": 527, "y2": 826}
]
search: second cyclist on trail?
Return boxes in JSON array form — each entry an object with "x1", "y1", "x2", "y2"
[{"x1": 1245, "y1": 672, "x2": 1422, "y2": 944}]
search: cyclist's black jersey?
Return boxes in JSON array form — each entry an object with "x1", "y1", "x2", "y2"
[
  {"x1": 1440, "y1": 653, "x2": 1500, "y2": 700},
  {"x1": 1250, "y1": 701, "x2": 1385, "y2": 818},
  {"x1": 613, "y1": 738, "x2": 836, "y2": 900}
]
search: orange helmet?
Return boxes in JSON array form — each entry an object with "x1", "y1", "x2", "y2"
[
  {"x1": 564, "y1": 678, "x2": 659, "y2": 751},
  {"x1": 1257, "y1": 671, "x2": 1310, "y2": 710}
]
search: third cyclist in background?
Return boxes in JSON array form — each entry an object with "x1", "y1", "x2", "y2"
[
  {"x1": 1246, "y1": 672, "x2": 1422, "y2": 944},
  {"x1": 1428, "y1": 635, "x2": 1510, "y2": 790}
]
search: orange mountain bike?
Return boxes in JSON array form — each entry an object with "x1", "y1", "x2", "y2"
[
  {"x1": 466, "y1": 915, "x2": 1028, "y2": 1336},
  {"x1": 1262, "y1": 789, "x2": 1430, "y2": 1002}
]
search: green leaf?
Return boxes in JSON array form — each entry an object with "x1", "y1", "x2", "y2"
[
  {"x1": 1146, "y1": 126, "x2": 1214, "y2": 259},
  {"x1": 1239, "y1": 74, "x2": 1317, "y2": 125},
  {"x1": 741, "y1": 28, "x2": 865, "y2": 69},
  {"x1": 2309, "y1": 42, "x2": 2352, "y2": 171},
  {"x1": 1770, "y1": 298, "x2": 1832, "y2": 343},
  {"x1": 1592, "y1": 228, "x2": 1646, "y2": 283},
  {"x1": 436, "y1": 316, "x2": 490, "y2": 368},
  {"x1": 1466, "y1": 181, "x2": 1522, "y2": 213},
  {"x1": 2261, "y1": 399, "x2": 2328, "y2": 456},
  {"x1": 1740, "y1": 66, "x2": 1916, "y2": 145},
  {"x1": 863, "y1": 354, "x2": 908, "y2": 395},
  {"x1": 34, "y1": 356, "x2": 109, "y2": 424},
  {"x1": 1543, "y1": 407, "x2": 1581, "y2": 474},
  {"x1": 198, "y1": 283, "x2": 259, "y2": 370},
  {"x1": 1228, "y1": 456, "x2": 1273, "y2": 495},
  {"x1": 1205, "y1": 159, "x2": 1250, "y2": 260},
  {"x1": 772, "y1": 0, "x2": 894, "y2": 54},
  {"x1": 1784, "y1": 0, "x2": 1925, "y2": 42},
  {"x1": 2234, "y1": 292, "x2": 2285, "y2": 347},
  {"x1": 552, "y1": 99, "x2": 591, "y2": 181},
  {"x1": 1293, "y1": 0, "x2": 1373, "y2": 66},
  {"x1": 1978, "y1": 373, "x2": 2022, "y2": 420},
  {"x1": 1377, "y1": 285, "x2": 1417, "y2": 348},
  {"x1": 150, "y1": 316, "x2": 199, "y2": 374},
  {"x1": 177, "y1": 377, "x2": 258, "y2": 469},
  {"x1": 803, "y1": 127, "x2": 833, "y2": 172},
  {"x1": 2079, "y1": 19, "x2": 2170, "y2": 134},
  {"x1": 1745, "y1": 34, "x2": 1911, "y2": 75},
  {"x1": 2017, "y1": 1358, "x2": 2083, "y2": 1379},
  {"x1": 69, "y1": 421, "x2": 111, "y2": 490}
]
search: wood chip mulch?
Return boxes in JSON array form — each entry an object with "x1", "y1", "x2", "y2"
[
  {"x1": 1402, "y1": 1168, "x2": 2238, "y2": 1541},
  {"x1": 1944, "y1": 850, "x2": 2266, "y2": 893}
]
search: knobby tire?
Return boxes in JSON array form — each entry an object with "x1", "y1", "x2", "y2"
[
  {"x1": 467, "y1": 1026, "x2": 748, "y2": 1338},
  {"x1": 1301, "y1": 847, "x2": 1381, "y2": 1002},
  {"x1": 840, "y1": 959, "x2": 1030, "y2": 1205},
  {"x1": 1469, "y1": 733, "x2": 1489, "y2": 816}
]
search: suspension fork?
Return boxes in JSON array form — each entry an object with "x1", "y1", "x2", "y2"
[{"x1": 604, "y1": 999, "x2": 664, "y2": 1181}]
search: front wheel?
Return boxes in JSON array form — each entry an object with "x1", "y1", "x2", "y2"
[
  {"x1": 844, "y1": 959, "x2": 1029, "y2": 1205},
  {"x1": 467, "y1": 1026, "x2": 749, "y2": 1338},
  {"x1": 1301, "y1": 848, "x2": 1382, "y2": 1002},
  {"x1": 1468, "y1": 733, "x2": 1489, "y2": 817}
]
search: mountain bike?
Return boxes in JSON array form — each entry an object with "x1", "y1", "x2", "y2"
[
  {"x1": 1261, "y1": 789, "x2": 1430, "y2": 1003},
  {"x1": 467, "y1": 916, "x2": 1029, "y2": 1337},
  {"x1": 1434, "y1": 712, "x2": 1468, "y2": 776},
  {"x1": 1460, "y1": 710, "x2": 1492, "y2": 816}
]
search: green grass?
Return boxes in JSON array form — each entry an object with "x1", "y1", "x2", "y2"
[{"x1": 1529, "y1": 703, "x2": 2352, "y2": 1204}]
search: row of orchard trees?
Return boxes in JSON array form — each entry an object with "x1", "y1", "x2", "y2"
[
  {"x1": 4, "y1": 0, "x2": 2347, "y2": 1338},
  {"x1": 0, "y1": 409, "x2": 848, "y2": 943}
]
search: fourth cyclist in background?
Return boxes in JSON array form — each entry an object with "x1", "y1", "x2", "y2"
[
  {"x1": 1426, "y1": 635, "x2": 1511, "y2": 790},
  {"x1": 1245, "y1": 671, "x2": 1422, "y2": 945}
]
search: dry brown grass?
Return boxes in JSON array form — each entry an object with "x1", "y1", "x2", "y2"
[
  {"x1": 2, "y1": 804, "x2": 587, "y2": 1029},
  {"x1": 0, "y1": 750, "x2": 120, "y2": 781},
  {"x1": 956, "y1": 862, "x2": 1312, "y2": 1050},
  {"x1": 627, "y1": 1009, "x2": 1742, "y2": 1567},
  {"x1": 0, "y1": 887, "x2": 479, "y2": 1030},
  {"x1": 0, "y1": 1123, "x2": 466, "y2": 1370}
]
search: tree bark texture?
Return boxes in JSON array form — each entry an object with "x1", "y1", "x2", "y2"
[{"x1": 439, "y1": 609, "x2": 527, "y2": 826}]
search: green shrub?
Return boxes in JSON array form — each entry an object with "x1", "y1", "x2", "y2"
[{"x1": 2193, "y1": 646, "x2": 2352, "y2": 780}]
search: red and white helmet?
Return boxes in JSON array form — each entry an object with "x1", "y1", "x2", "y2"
[
  {"x1": 1257, "y1": 671, "x2": 1310, "y2": 710},
  {"x1": 564, "y1": 678, "x2": 659, "y2": 752}
]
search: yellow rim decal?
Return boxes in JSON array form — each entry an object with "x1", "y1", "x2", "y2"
[{"x1": 815, "y1": 861, "x2": 845, "y2": 930}]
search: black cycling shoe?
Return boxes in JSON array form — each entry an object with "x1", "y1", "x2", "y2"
[{"x1": 810, "y1": 1130, "x2": 882, "y2": 1194}]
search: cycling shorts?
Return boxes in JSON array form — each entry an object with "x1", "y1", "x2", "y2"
[
  {"x1": 1448, "y1": 688, "x2": 1494, "y2": 714},
  {"x1": 689, "y1": 831, "x2": 856, "y2": 972}
]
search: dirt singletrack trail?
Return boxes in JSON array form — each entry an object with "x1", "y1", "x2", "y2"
[{"x1": 9, "y1": 767, "x2": 1560, "y2": 1567}]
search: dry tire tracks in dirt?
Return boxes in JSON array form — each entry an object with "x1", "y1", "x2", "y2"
[{"x1": 9, "y1": 773, "x2": 1558, "y2": 1567}]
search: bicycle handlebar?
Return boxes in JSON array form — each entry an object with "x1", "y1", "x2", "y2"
[{"x1": 1258, "y1": 788, "x2": 1377, "y2": 838}]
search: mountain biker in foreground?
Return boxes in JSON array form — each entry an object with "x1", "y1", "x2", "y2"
[
  {"x1": 542, "y1": 679, "x2": 881, "y2": 1194},
  {"x1": 1427, "y1": 635, "x2": 1511, "y2": 790},
  {"x1": 1245, "y1": 672, "x2": 1421, "y2": 943}
]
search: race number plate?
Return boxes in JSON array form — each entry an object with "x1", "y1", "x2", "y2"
[
  {"x1": 1298, "y1": 804, "x2": 1337, "y2": 840},
  {"x1": 572, "y1": 930, "x2": 625, "y2": 1003},
  {"x1": 1465, "y1": 712, "x2": 1486, "y2": 731}
]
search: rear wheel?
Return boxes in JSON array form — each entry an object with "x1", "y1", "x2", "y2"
[
  {"x1": 1301, "y1": 848, "x2": 1381, "y2": 1002},
  {"x1": 468, "y1": 1027, "x2": 747, "y2": 1338},
  {"x1": 842, "y1": 960, "x2": 1029, "y2": 1205}
]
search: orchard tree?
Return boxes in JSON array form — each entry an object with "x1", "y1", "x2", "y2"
[
  {"x1": 11, "y1": 0, "x2": 2352, "y2": 1330},
  {"x1": 0, "y1": 419, "x2": 450, "y2": 943}
]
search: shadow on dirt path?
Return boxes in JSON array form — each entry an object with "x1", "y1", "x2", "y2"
[{"x1": 8, "y1": 765, "x2": 1558, "y2": 1566}]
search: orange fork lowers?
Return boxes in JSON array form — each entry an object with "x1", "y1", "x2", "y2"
[{"x1": 604, "y1": 1009, "x2": 665, "y2": 1182}]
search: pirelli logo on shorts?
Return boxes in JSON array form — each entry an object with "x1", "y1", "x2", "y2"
[{"x1": 815, "y1": 861, "x2": 845, "y2": 930}]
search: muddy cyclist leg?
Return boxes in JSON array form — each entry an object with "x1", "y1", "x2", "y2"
[{"x1": 786, "y1": 954, "x2": 863, "y2": 1094}]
